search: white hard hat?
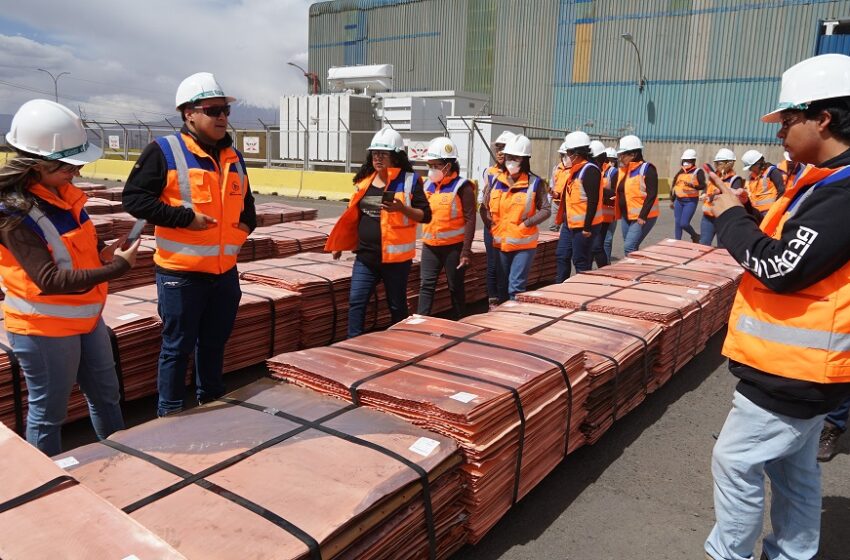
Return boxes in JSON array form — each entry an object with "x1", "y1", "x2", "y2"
[
  {"x1": 741, "y1": 149, "x2": 764, "y2": 171},
  {"x1": 605, "y1": 147, "x2": 617, "y2": 159},
  {"x1": 494, "y1": 131, "x2": 516, "y2": 146},
  {"x1": 425, "y1": 136, "x2": 457, "y2": 160},
  {"x1": 762, "y1": 54, "x2": 850, "y2": 123},
  {"x1": 713, "y1": 148, "x2": 736, "y2": 162},
  {"x1": 557, "y1": 140, "x2": 570, "y2": 154},
  {"x1": 368, "y1": 127, "x2": 404, "y2": 152},
  {"x1": 5, "y1": 99, "x2": 103, "y2": 165},
  {"x1": 563, "y1": 130, "x2": 591, "y2": 150},
  {"x1": 175, "y1": 72, "x2": 236, "y2": 109},
  {"x1": 784, "y1": 150, "x2": 791, "y2": 161},
  {"x1": 503, "y1": 134, "x2": 532, "y2": 157},
  {"x1": 617, "y1": 134, "x2": 643, "y2": 154},
  {"x1": 589, "y1": 140, "x2": 606, "y2": 157},
  {"x1": 680, "y1": 149, "x2": 697, "y2": 160}
]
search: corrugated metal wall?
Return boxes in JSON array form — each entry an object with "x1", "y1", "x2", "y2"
[{"x1": 309, "y1": 0, "x2": 849, "y2": 144}]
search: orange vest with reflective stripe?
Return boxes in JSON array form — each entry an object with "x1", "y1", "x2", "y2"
[
  {"x1": 723, "y1": 165, "x2": 850, "y2": 383},
  {"x1": 559, "y1": 161, "x2": 602, "y2": 229},
  {"x1": 619, "y1": 161, "x2": 659, "y2": 220},
  {"x1": 552, "y1": 163, "x2": 569, "y2": 203},
  {"x1": 673, "y1": 167, "x2": 701, "y2": 198},
  {"x1": 153, "y1": 133, "x2": 249, "y2": 274},
  {"x1": 600, "y1": 163, "x2": 616, "y2": 223},
  {"x1": 746, "y1": 165, "x2": 779, "y2": 213},
  {"x1": 489, "y1": 172, "x2": 540, "y2": 252},
  {"x1": 422, "y1": 173, "x2": 467, "y2": 247},
  {"x1": 703, "y1": 172, "x2": 742, "y2": 217},
  {"x1": 324, "y1": 168, "x2": 419, "y2": 263},
  {"x1": 0, "y1": 184, "x2": 107, "y2": 336}
]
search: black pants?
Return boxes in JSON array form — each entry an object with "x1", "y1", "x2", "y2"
[
  {"x1": 591, "y1": 222, "x2": 611, "y2": 268},
  {"x1": 418, "y1": 242, "x2": 466, "y2": 319}
]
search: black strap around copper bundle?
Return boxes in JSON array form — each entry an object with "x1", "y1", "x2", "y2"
[
  {"x1": 0, "y1": 340, "x2": 25, "y2": 435},
  {"x1": 0, "y1": 475, "x2": 78, "y2": 514}
]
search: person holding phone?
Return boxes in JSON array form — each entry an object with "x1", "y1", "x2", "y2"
[
  {"x1": 703, "y1": 54, "x2": 850, "y2": 560},
  {"x1": 123, "y1": 72, "x2": 256, "y2": 417},
  {"x1": 417, "y1": 137, "x2": 476, "y2": 319},
  {"x1": 700, "y1": 149, "x2": 743, "y2": 247},
  {"x1": 0, "y1": 99, "x2": 140, "y2": 455},
  {"x1": 325, "y1": 127, "x2": 431, "y2": 338}
]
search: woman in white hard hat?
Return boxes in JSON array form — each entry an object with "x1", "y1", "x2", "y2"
[
  {"x1": 699, "y1": 149, "x2": 743, "y2": 246},
  {"x1": 417, "y1": 137, "x2": 476, "y2": 318},
  {"x1": 615, "y1": 134, "x2": 659, "y2": 256},
  {"x1": 0, "y1": 99, "x2": 140, "y2": 455},
  {"x1": 553, "y1": 131, "x2": 602, "y2": 281},
  {"x1": 325, "y1": 127, "x2": 430, "y2": 337},
  {"x1": 480, "y1": 131, "x2": 514, "y2": 307},
  {"x1": 549, "y1": 140, "x2": 571, "y2": 233},
  {"x1": 483, "y1": 134, "x2": 551, "y2": 299},
  {"x1": 778, "y1": 150, "x2": 807, "y2": 186},
  {"x1": 602, "y1": 147, "x2": 619, "y2": 262},
  {"x1": 741, "y1": 149, "x2": 785, "y2": 218},
  {"x1": 703, "y1": 53, "x2": 850, "y2": 560},
  {"x1": 670, "y1": 148, "x2": 705, "y2": 242},
  {"x1": 590, "y1": 141, "x2": 615, "y2": 267}
]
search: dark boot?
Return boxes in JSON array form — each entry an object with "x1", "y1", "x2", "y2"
[{"x1": 818, "y1": 422, "x2": 842, "y2": 462}]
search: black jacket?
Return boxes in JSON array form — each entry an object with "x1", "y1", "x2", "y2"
[{"x1": 716, "y1": 148, "x2": 850, "y2": 418}]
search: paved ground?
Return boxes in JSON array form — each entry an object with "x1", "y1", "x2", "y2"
[{"x1": 61, "y1": 182, "x2": 850, "y2": 560}]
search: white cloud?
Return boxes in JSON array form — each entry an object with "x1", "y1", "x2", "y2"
[{"x1": 0, "y1": 0, "x2": 314, "y2": 123}]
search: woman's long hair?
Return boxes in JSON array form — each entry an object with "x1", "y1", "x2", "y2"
[
  {"x1": 353, "y1": 149, "x2": 415, "y2": 184},
  {"x1": 0, "y1": 154, "x2": 49, "y2": 231}
]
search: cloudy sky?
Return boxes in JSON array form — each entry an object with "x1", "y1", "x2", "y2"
[{"x1": 0, "y1": 0, "x2": 314, "y2": 126}]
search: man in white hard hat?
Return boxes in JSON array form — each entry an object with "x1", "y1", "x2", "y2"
[
  {"x1": 123, "y1": 72, "x2": 256, "y2": 416},
  {"x1": 704, "y1": 54, "x2": 850, "y2": 560},
  {"x1": 669, "y1": 148, "x2": 705, "y2": 243},
  {"x1": 740, "y1": 149, "x2": 785, "y2": 218},
  {"x1": 480, "y1": 130, "x2": 515, "y2": 307}
]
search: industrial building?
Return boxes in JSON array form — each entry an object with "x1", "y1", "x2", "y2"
[{"x1": 308, "y1": 0, "x2": 850, "y2": 173}]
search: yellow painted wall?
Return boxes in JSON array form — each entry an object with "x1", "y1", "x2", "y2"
[{"x1": 0, "y1": 153, "x2": 356, "y2": 200}]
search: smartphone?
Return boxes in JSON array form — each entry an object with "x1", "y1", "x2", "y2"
[
  {"x1": 702, "y1": 163, "x2": 715, "y2": 175},
  {"x1": 381, "y1": 191, "x2": 396, "y2": 205},
  {"x1": 122, "y1": 219, "x2": 147, "y2": 249}
]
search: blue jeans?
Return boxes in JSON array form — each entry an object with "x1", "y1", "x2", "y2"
[
  {"x1": 556, "y1": 224, "x2": 599, "y2": 282},
  {"x1": 825, "y1": 396, "x2": 850, "y2": 431},
  {"x1": 591, "y1": 222, "x2": 611, "y2": 268},
  {"x1": 498, "y1": 248, "x2": 536, "y2": 300},
  {"x1": 705, "y1": 391, "x2": 825, "y2": 560},
  {"x1": 603, "y1": 219, "x2": 616, "y2": 262},
  {"x1": 673, "y1": 197, "x2": 699, "y2": 240},
  {"x1": 8, "y1": 318, "x2": 124, "y2": 456},
  {"x1": 620, "y1": 217, "x2": 657, "y2": 256},
  {"x1": 156, "y1": 267, "x2": 241, "y2": 416},
  {"x1": 348, "y1": 257, "x2": 411, "y2": 338},
  {"x1": 484, "y1": 227, "x2": 507, "y2": 302},
  {"x1": 700, "y1": 215, "x2": 721, "y2": 247}
]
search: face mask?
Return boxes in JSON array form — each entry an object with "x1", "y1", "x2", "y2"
[
  {"x1": 506, "y1": 161, "x2": 521, "y2": 175},
  {"x1": 427, "y1": 167, "x2": 445, "y2": 183},
  {"x1": 561, "y1": 155, "x2": 571, "y2": 166},
  {"x1": 682, "y1": 161, "x2": 694, "y2": 169}
]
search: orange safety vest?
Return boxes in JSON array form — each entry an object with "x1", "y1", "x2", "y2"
[
  {"x1": 778, "y1": 160, "x2": 811, "y2": 187},
  {"x1": 0, "y1": 184, "x2": 107, "y2": 336},
  {"x1": 489, "y1": 172, "x2": 541, "y2": 252},
  {"x1": 702, "y1": 172, "x2": 742, "y2": 217},
  {"x1": 325, "y1": 168, "x2": 419, "y2": 263},
  {"x1": 673, "y1": 167, "x2": 701, "y2": 198},
  {"x1": 723, "y1": 165, "x2": 850, "y2": 383},
  {"x1": 153, "y1": 133, "x2": 249, "y2": 274},
  {"x1": 746, "y1": 165, "x2": 779, "y2": 213},
  {"x1": 618, "y1": 161, "x2": 659, "y2": 221},
  {"x1": 551, "y1": 163, "x2": 569, "y2": 203},
  {"x1": 422, "y1": 173, "x2": 468, "y2": 246},
  {"x1": 556, "y1": 161, "x2": 602, "y2": 229},
  {"x1": 600, "y1": 163, "x2": 616, "y2": 223}
]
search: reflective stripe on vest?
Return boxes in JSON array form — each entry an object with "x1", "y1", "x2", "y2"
[
  {"x1": 27, "y1": 206, "x2": 73, "y2": 270},
  {"x1": 162, "y1": 135, "x2": 194, "y2": 208},
  {"x1": 736, "y1": 315, "x2": 850, "y2": 353},
  {"x1": 155, "y1": 237, "x2": 242, "y2": 257},
  {"x1": 3, "y1": 294, "x2": 103, "y2": 319},
  {"x1": 422, "y1": 175, "x2": 466, "y2": 243},
  {"x1": 521, "y1": 176, "x2": 539, "y2": 221},
  {"x1": 385, "y1": 240, "x2": 416, "y2": 255},
  {"x1": 674, "y1": 168, "x2": 700, "y2": 198}
]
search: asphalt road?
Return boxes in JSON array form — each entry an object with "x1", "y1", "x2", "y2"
[{"x1": 61, "y1": 183, "x2": 850, "y2": 560}]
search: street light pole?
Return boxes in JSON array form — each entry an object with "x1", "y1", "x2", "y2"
[
  {"x1": 620, "y1": 34, "x2": 646, "y2": 93},
  {"x1": 37, "y1": 68, "x2": 70, "y2": 102},
  {"x1": 287, "y1": 62, "x2": 321, "y2": 95}
]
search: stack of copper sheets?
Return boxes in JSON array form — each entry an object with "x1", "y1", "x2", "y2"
[
  {"x1": 54, "y1": 380, "x2": 466, "y2": 560},
  {"x1": 238, "y1": 231, "x2": 276, "y2": 262},
  {"x1": 461, "y1": 301, "x2": 662, "y2": 444},
  {"x1": 0, "y1": 422, "x2": 186, "y2": 559},
  {"x1": 0, "y1": 321, "x2": 26, "y2": 433},
  {"x1": 267, "y1": 316, "x2": 587, "y2": 543},
  {"x1": 109, "y1": 212, "x2": 156, "y2": 237},
  {"x1": 73, "y1": 181, "x2": 106, "y2": 191},
  {"x1": 254, "y1": 202, "x2": 319, "y2": 226},
  {"x1": 406, "y1": 242, "x2": 485, "y2": 317},
  {"x1": 107, "y1": 237, "x2": 157, "y2": 293},
  {"x1": 262, "y1": 224, "x2": 330, "y2": 257},
  {"x1": 83, "y1": 196, "x2": 123, "y2": 215},
  {"x1": 89, "y1": 215, "x2": 114, "y2": 241},
  {"x1": 87, "y1": 186, "x2": 124, "y2": 201},
  {"x1": 518, "y1": 275, "x2": 704, "y2": 390},
  {"x1": 527, "y1": 229, "x2": 560, "y2": 286}
]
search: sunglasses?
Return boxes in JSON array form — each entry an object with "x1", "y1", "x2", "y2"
[{"x1": 195, "y1": 104, "x2": 231, "y2": 118}]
